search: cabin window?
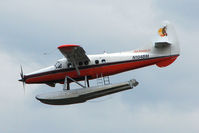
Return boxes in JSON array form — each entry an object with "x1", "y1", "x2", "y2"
[
  {"x1": 95, "y1": 60, "x2": 99, "y2": 64},
  {"x1": 84, "y1": 60, "x2": 89, "y2": 65},
  {"x1": 79, "y1": 61, "x2": 83, "y2": 66},
  {"x1": 101, "y1": 59, "x2": 106, "y2": 63},
  {"x1": 67, "y1": 63, "x2": 72, "y2": 68},
  {"x1": 55, "y1": 62, "x2": 62, "y2": 69}
]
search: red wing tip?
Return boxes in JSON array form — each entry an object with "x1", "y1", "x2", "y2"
[{"x1": 58, "y1": 44, "x2": 80, "y2": 49}]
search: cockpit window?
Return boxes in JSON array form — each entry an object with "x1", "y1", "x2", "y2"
[{"x1": 55, "y1": 62, "x2": 62, "y2": 69}]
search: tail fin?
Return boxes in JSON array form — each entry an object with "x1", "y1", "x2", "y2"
[
  {"x1": 142, "y1": 21, "x2": 180, "y2": 67},
  {"x1": 155, "y1": 21, "x2": 180, "y2": 67},
  {"x1": 154, "y1": 21, "x2": 180, "y2": 55}
]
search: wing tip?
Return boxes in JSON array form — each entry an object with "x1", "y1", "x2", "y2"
[{"x1": 58, "y1": 44, "x2": 80, "y2": 49}]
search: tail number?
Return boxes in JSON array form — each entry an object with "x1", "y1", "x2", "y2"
[{"x1": 132, "y1": 54, "x2": 149, "y2": 60}]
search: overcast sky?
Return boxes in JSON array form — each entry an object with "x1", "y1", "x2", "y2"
[{"x1": 0, "y1": 0, "x2": 199, "y2": 133}]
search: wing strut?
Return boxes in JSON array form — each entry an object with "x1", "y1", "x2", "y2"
[
  {"x1": 73, "y1": 62, "x2": 80, "y2": 75},
  {"x1": 63, "y1": 76, "x2": 87, "y2": 90},
  {"x1": 85, "y1": 76, "x2": 90, "y2": 87}
]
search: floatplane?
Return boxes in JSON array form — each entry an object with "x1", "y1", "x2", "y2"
[{"x1": 19, "y1": 21, "x2": 180, "y2": 105}]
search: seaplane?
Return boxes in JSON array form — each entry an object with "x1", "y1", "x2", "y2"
[{"x1": 19, "y1": 21, "x2": 180, "y2": 105}]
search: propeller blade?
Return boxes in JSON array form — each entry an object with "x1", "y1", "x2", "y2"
[
  {"x1": 20, "y1": 65, "x2": 24, "y2": 79},
  {"x1": 23, "y1": 82, "x2": 25, "y2": 95},
  {"x1": 19, "y1": 65, "x2": 26, "y2": 94}
]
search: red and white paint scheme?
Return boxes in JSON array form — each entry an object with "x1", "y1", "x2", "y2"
[{"x1": 19, "y1": 21, "x2": 180, "y2": 90}]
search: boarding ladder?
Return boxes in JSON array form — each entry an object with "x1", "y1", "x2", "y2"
[{"x1": 96, "y1": 73, "x2": 110, "y2": 86}]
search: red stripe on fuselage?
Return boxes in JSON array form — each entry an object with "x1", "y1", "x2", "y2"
[{"x1": 25, "y1": 55, "x2": 178, "y2": 84}]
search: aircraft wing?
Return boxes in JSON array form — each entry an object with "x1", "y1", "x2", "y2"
[{"x1": 58, "y1": 44, "x2": 90, "y2": 75}]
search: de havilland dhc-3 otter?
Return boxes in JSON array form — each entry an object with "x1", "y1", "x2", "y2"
[{"x1": 19, "y1": 21, "x2": 180, "y2": 105}]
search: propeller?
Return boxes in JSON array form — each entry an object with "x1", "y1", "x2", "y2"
[{"x1": 19, "y1": 65, "x2": 26, "y2": 93}]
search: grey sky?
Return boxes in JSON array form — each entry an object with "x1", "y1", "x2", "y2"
[{"x1": 0, "y1": 0, "x2": 199, "y2": 133}]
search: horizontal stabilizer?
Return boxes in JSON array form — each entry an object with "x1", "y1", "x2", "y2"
[{"x1": 155, "y1": 42, "x2": 171, "y2": 48}]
